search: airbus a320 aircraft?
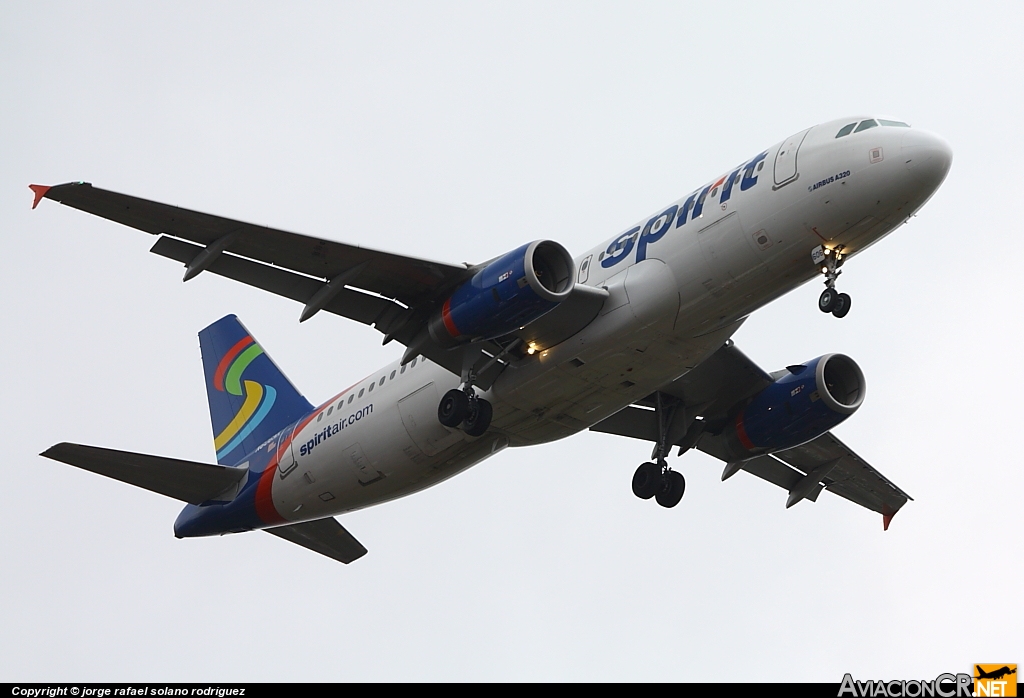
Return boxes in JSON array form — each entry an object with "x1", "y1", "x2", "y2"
[{"x1": 33, "y1": 116, "x2": 952, "y2": 563}]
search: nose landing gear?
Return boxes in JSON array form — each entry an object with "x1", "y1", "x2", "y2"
[{"x1": 815, "y1": 245, "x2": 851, "y2": 318}]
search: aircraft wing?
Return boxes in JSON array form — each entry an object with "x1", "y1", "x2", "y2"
[
  {"x1": 32, "y1": 182, "x2": 469, "y2": 307},
  {"x1": 590, "y1": 341, "x2": 912, "y2": 527},
  {"x1": 32, "y1": 182, "x2": 601, "y2": 386}
]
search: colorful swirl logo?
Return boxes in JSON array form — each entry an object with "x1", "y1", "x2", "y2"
[{"x1": 212, "y1": 335, "x2": 277, "y2": 460}]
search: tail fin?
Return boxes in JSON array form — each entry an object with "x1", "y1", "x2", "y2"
[{"x1": 200, "y1": 315, "x2": 313, "y2": 465}]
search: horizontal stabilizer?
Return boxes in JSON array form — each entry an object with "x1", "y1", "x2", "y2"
[
  {"x1": 265, "y1": 517, "x2": 368, "y2": 564},
  {"x1": 41, "y1": 442, "x2": 246, "y2": 505}
]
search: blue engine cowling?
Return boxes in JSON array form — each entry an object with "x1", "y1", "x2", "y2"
[
  {"x1": 428, "y1": 240, "x2": 575, "y2": 346},
  {"x1": 719, "y1": 353, "x2": 865, "y2": 460}
]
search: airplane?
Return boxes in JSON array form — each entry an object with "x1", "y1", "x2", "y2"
[
  {"x1": 32, "y1": 115, "x2": 952, "y2": 563},
  {"x1": 975, "y1": 667, "x2": 1017, "y2": 681}
]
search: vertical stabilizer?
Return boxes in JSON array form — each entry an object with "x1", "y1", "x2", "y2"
[{"x1": 199, "y1": 315, "x2": 313, "y2": 465}]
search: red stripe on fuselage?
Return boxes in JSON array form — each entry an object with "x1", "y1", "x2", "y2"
[
  {"x1": 734, "y1": 412, "x2": 755, "y2": 451},
  {"x1": 441, "y1": 298, "x2": 460, "y2": 337},
  {"x1": 213, "y1": 335, "x2": 254, "y2": 391},
  {"x1": 255, "y1": 408, "x2": 325, "y2": 526},
  {"x1": 254, "y1": 462, "x2": 286, "y2": 525}
]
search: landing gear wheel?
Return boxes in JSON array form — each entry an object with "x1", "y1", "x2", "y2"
[
  {"x1": 655, "y1": 471, "x2": 686, "y2": 508},
  {"x1": 831, "y1": 293, "x2": 852, "y2": 318},
  {"x1": 462, "y1": 398, "x2": 493, "y2": 437},
  {"x1": 819, "y1": 288, "x2": 839, "y2": 313},
  {"x1": 438, "y1": 389, "x2": 469, "y2": 427},
  {"x1": 632, "y1": 462, "x2": 661, "y2": 500}
]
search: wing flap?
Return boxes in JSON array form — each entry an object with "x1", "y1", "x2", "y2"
[
  {"x1": 772, "y1": 432, "x2": 912, "y2": 516},
  {"x1": 41, "y1": 442, "x2": 246, "y2": 505},
  {"x1": 589, "y1": 405, "x2": 658, "y2": 442},
  {"x1": 152, "y1": 236, "x2": 401, "y2": 328},
  {"x1": 265, "y1": 517, "x2": 368, "y2": 564},
  {"x1": 735, "y1": 454, "x2": 804, "y2": 491}
]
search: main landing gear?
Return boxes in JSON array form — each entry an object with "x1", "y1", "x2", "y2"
[
  {"x1": 816, "y1": 244, "x2": 851, "y2": 318},
  {"x1": 437, "y1": 350, "x2": 493, "y2": 436},
  {"x1": 631, "y1": 393, "x2": 694, "y2": 509},
  {"x1": 438, "y1": 387, "x2": 492, "y2": 436},
  {"x1": 632, "y1": 461, "x2": 685, "y2": 508}
]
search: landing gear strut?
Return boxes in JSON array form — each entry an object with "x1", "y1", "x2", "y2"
[
  {"x1": 437, "y1": 350, "x2": 493, "y2": 436},
  {"x1": 630, "y1": 393, "x2": 692, "y2": 509},
  {"x1": 816, "y1": 245, "x2": 851, "y2": 318}
]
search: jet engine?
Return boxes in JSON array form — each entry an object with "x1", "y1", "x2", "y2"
[
  {"x1": 428, "y1": 240, "x2": 575, "y2": 347},
  {"x1": 717, "y1": 353, "x2": 865, "y2": 461}
]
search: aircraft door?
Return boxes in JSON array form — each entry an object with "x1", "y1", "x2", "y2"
[
  {"x1": 773, "y1": 128, "x2": 810, "y2": 189},
  {"x1": 276, "y1": 425, "x2": 298, "y2": 479}
]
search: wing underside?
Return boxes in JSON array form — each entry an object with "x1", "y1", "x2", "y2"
[
  {"x1": 34, "y1": 182, "x2": 604, "y2": 386},
  {"x1": 590, "y1": 341, "x2": 912, "y2": 527}
]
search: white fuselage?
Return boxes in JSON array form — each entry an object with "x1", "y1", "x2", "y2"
[{"x1": 267, "y1": 117, "x2": 951, "y2": 523}]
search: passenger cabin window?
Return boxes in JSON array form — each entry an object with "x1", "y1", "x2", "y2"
[
  {"x1": 411, "y1": 357, "x2": 418, "y2": 367},
  {"x1": 347, "y1": 395, "x2": 354, "y2": 404},
  {"x1": 400, "y1": 364, "x2": 407, "y2": 374},
  {"x1": 327, "y1": 406, "x2": 333, "y2": 416},
  {"x1": 358, "y1": 388, "x2": 364, "y2": 398},
  {"x1": 368, "y1": 382, "x2": 374, "y2": 392},
  {"x1": 317, "y1": 412, "x2": 323, "y2": 422},
  {"x1": 835, "y1": 123, "x2": 857, "y2": 138},
  {"x1": 379, "y1": 377, "x2": 385, "y2": 386},
  {"x1": 390, "y1": 370, "x2": 396, "y2": 380},
  {"x1": 878, "y1": 119, "x2": 910, "y2": 128},
  {"x1": 854, "y1": 119, "x2": 878, "y2": 133}
]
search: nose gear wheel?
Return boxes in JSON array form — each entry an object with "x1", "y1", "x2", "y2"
[{"x1": 816, "y1": 245, "x2": 851, "y2": 318}]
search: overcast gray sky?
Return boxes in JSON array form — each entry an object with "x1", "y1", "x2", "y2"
[{"x1": 2, "y1": 1, "x2": 1020, "y2": 682}]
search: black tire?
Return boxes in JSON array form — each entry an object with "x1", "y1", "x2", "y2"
[
  {"x1": 655, "y1": 471, "x2": 686, "y2": 508},
  {"x1": 832, "y1": 293, "x2": 852, "y2": 318},
  {"x1": 632, "y1": 462, "x2": 662, "y2": 500},
  {"x1": 462, "y1": 398, "x2": 493, "y2": 437},
  {"x1": 438, "y1": 389, "x2": 469, "y2": 428},
  {"x1": 819, "y1": 288, "x2": 839, "y2": 313}
]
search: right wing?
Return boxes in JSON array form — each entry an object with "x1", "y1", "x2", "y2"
[
  {"x1": 32, "y1": 182, "x2": 603, "y2": 385},
  {"x1": 265, "y1": 517, "x2": 368, "y2": 564}
]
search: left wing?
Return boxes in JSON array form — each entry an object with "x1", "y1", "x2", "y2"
[{"x1": 590, "y1": 341, "x2": 912, "y2": 528}]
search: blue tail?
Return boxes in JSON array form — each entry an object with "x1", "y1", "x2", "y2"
[{"x1": 199, "y1": 315, "x2": 313, "y2": 465}]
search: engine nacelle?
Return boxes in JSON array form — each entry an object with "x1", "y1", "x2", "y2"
[
  {"x1": 719, "y1": 353, "x2": 865, "y2": 460},
  {"x1": 428, "y1": 240, "x2": 574, "y2": 347}
]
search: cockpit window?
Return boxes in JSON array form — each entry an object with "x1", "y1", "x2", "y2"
[
  {"x1": 854, "y1": 119, "x2": 878, "y2": 133},
  {"x1": 878, "y1": 119, "x2": 910, "y2": 128},
  {"x1": 835, "y1": 122, "x2": 857, "y2": 138}
]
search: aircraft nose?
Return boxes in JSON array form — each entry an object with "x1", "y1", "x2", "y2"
[{"x1": 902, "y1": 130, "x2": 953, "y2": 185}]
